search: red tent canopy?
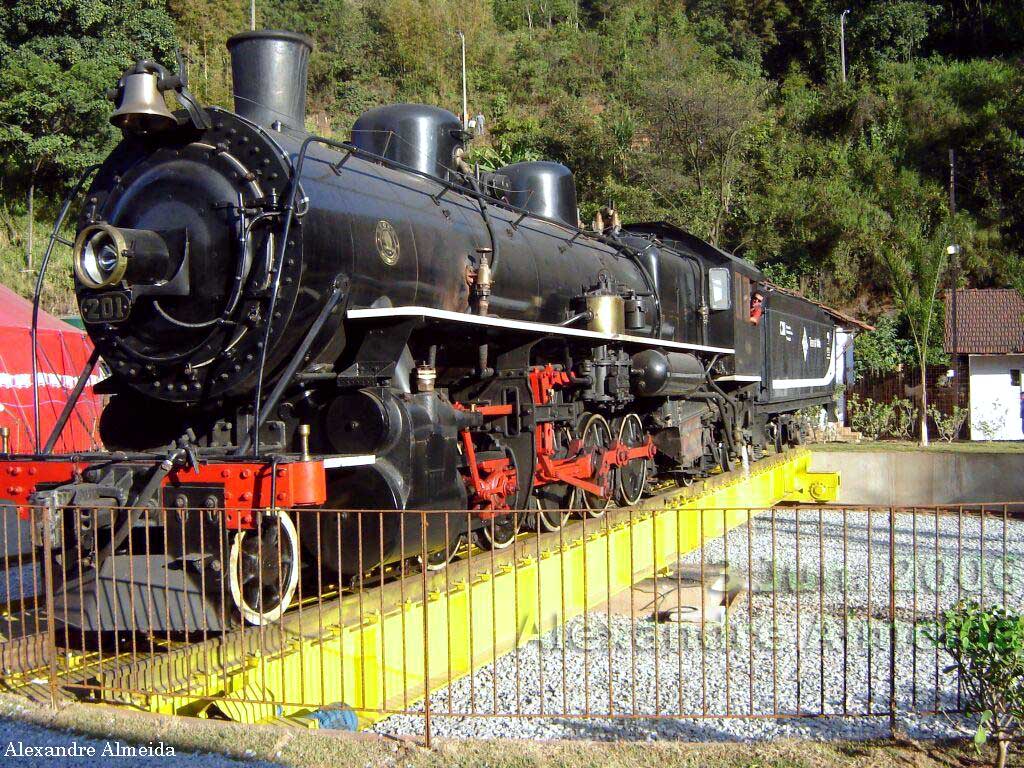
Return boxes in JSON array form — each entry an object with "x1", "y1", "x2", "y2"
[{"x1": 0, "y1": 285, "x2": 103, "y2": 453}]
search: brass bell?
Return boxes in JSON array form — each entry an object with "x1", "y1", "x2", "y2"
[{"x1": 110, "y1": 71, "x2": 177, "y2": 134}]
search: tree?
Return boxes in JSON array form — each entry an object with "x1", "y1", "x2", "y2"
[
  {"x1": 878, "y1": 209, "x2": 956, "y2": 446},
  {"x1": 169, "y1": 0, "x2": 247, "y2": 108},
  {"x1": 0, "y1": 0, "x2": 176, "y2": 267},
  {"x1": 632, "y1": 38, "x2": 765, "y2": 246},
  {"x1": 848, "y1": 1, "x2": 940, "y2": 69},
  {"x1": 853, "y1": 315, "x2": 916, "y2": 377},
  {"x1": 0, "y1": 54, "x2": 110, "y2": 268}
]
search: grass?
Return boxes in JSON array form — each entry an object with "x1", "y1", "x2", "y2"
[
  {"x1": 812, "y1": 440, "x2": 1024, "y2": 454},
  {"x1": 0, "y1": 210, "x2": 78, "y2": 317},
  {"x1": 0, "y1": 692, "x2": 995, "y2": 768}
]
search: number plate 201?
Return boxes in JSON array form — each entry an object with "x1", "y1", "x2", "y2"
[{"x1": 81, "y1": 291, "x2": 132, "y2": 324}]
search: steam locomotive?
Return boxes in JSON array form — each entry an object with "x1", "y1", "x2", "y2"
[{"x1": 2, "y1": 31, "x2": 844, "y2": 631}]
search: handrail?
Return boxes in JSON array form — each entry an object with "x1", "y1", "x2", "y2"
[{"x1": 31, "y1": 165, "x2": 100, "y2": 452}]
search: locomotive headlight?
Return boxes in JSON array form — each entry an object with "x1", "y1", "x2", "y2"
[
  {"x1": 73, "y1": 224, "x2": 171, "y2": 289},
  {"x1": 74, "y1": 224, "x2": 129, "y2": 288}
]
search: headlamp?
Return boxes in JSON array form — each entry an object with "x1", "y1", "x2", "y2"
[
  {"x1": 73, "y1": 223, "x2": 171, "y2": 290},
  {"x1": 73, "y1": 224, "x2": 129, "y2": 289}
]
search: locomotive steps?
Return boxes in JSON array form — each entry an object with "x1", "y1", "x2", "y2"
[{"x1": 1, "y1": 449, "x2": 837, "y2": 727}]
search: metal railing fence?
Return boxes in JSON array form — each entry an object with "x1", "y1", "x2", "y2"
[{"x1": 0, "y1": 501, "x2": 1016, "y2": 743}]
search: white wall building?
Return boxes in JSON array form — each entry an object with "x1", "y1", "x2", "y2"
[
  {"x1": 835, "y1": 327, "x2": 856, "y2": 423},
  {"x1": 945, "y1": 289, "x2": 1024, "y2": 441},
  {"x1": 967, "y1": 354, "x2": 1024, "y2": 440}
]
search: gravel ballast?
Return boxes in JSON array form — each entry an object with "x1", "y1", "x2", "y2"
[{"x1": 374, "y1": 508, "x2": 1021, "y2": 741}]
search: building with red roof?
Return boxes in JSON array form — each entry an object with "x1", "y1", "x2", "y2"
[{"x1": 944, "y1": 288, "x2": 1024, "y2": 440}]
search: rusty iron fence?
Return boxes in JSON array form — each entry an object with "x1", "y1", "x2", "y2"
[{"x1": 0, "y1": 501, "x2": 1018, "y2": 743}]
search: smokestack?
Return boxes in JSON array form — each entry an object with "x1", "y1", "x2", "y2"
[{"x1": 226, "y1": 30, "x2": 314, "y2": 130}]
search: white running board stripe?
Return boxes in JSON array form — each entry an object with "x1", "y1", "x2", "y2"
[
  {"x1": 770, "y1": 346, "x2": 837, "y2": 390},
  {"x1": 347, "y1": 306, "x2": 734, "y2": 355},
  {"x1": 322, "y1": 455, "x2": 376, "y2": 469}
]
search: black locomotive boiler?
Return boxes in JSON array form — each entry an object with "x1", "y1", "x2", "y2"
[{"x1": 3, "y1": 30, "x2": 848, "y2": 632}]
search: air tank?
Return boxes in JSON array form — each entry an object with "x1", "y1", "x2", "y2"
[{"x1": 631, "y1": 350, "x2": 705, "y2": 397}]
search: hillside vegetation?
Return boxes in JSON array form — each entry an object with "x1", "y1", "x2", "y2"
[{"x1": 1, "y1": 1, "x2": 1022, "y2": 365}]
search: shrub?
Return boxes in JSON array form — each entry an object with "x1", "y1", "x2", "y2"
[
  {"x1": 890, "y1": 397, "x2": 918, "y2": 440},
  {"x1": 846, "y1": 394, "x2": 922, "y2": 440},
  {"x1": 931, "y1": 602, "x2": 1024, "y2": 768},
  {"x1": 975, "y1": 405, "x2": 1009, "y2": 441},
  {"x1": 847, "y1": 394, "x2": 894, "y2": 440},
  {"x1": 929, "y1": 404, "x2": 968, "y2": 442}
]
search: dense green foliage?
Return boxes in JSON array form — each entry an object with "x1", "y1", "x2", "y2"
[
  {"x1": 0, "y1": 0, "x2": 177, "y2": 310},
  {"x1": 1, "y1": 0, "x2": 1022, "y2": 351}
]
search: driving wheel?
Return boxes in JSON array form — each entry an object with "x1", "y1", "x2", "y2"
[
  {"x1": 474, "y1": 513, "x2": 519, "y2": 550},
  {"x1": 472, "y1": 447, "x2": 520, "y2": 550},
  {"x1": 527, "y1": 425, "x2": 575, "y2": 531},
  {"x1": 579, "y1": 412, "x2": 615, "y2": 517},
  {"x1": 419, "y1": 532, "x2": 464, "y2": 571},
  {"x1": 615, "y1": 412, "x2": 650, "y2": 506},
  {"x1": 228, "y1": 509, "x2": 299, "y2": 626}
]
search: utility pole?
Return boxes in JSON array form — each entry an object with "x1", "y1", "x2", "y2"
[
  {"x1": 456, "y1": 31, "x2": 468, "y2": 129},
  {"x1": 250, "y1": 0, "x2": 256, "y2": 31},
  {"x1": 949, "y1": 148, "x2": 957, "y2": 217},
  {"x1": 840, "y1": 9, "x2": 851, "y2": 83},
  {"x1": 949, "y1": 149, "x2": 959, "y2": 372}
]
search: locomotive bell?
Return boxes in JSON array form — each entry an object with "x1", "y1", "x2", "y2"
[{"x1": 110, "y1": 72, "x2": 176, "y2": 134}]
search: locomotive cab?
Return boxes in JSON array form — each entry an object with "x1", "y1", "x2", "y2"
[
  {"x1": 621, "y1": 222, "x2": 764, "y2": 380},
  {"x1": 701, "y1": 248, "x2": 763, "y2": 380}
]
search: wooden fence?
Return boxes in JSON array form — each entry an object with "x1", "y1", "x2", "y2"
[{"x1": 845, "y1": 361, "x2": 968, "y2": 438}]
